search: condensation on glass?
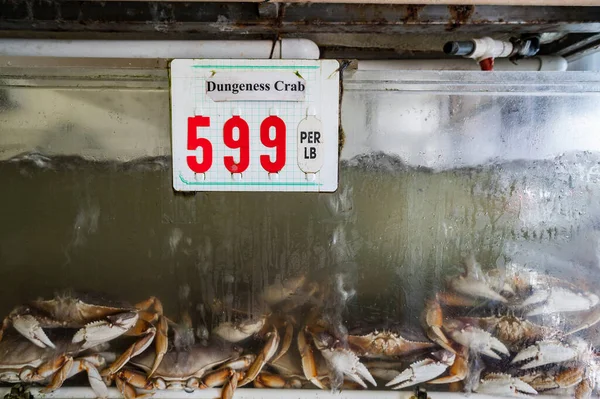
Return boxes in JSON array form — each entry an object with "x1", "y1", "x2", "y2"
[{"x1": 1, "y1": 58, "x2": 600, "y2": 397}]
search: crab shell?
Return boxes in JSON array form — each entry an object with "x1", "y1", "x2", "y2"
[
  {"x1": 0, "y1": 335, "x2": 109, "y2": 398},
  {"x1": 129, "y1": 340, "x2": 242, "y2": 383},
  {"x1": 347, "y1": 331, "x2": 435, "y2": 358},
  {"x1": 0, "y1": 335, "x2": 88, "y2": 373},
  {"x1": 519, "y1": 366, "x2": 585, "y2": 392}
]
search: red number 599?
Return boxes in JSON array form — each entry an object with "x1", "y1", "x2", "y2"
[{"x1": 187, "y1": 115, "x2": 286, "y2": 175}]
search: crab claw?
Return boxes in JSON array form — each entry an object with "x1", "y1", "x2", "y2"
[
  {"x1": 320, "y1": 347, "x2": 376, "y2": 388},
  {"x1": 447, "y1": 324, "x2": 509, "y2": 360},
  {"x1": 386, "y1": 350, "x2": 455, "y2": 389},
  {"x1": 449, "y1": 277, "x2": 508, "y2": 303},
  {"x1": 448, "y1": 255, "x2": 508, "y2": 303},
  {"x1": 476, "y1": 373, "x2": 538, "y2": 397},
  {"x1": 13, "y1": 315, "x2": 55, "y2": 349},
  {"x1": 73, "y1": 312, "x2": 139, "y2": 350},
  {"x1": 522, "y1": 288, "x2": 599, "y2": 317},
  {"x1": 511, "y1": 340, "x2": 578, "y2": 369},
  {"x1": 213, "y1": 316, "x2": 266, "y2": 343}
]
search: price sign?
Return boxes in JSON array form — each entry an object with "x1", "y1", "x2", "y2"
[{"x1": 170, "y1": 59, "x2": 340, "y2": 192}]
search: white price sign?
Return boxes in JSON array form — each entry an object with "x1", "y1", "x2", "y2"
[{"x1": 170, "y1": 59, "x2": 340, "y2": 192}]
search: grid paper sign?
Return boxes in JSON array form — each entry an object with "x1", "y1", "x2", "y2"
[{"x1": 170, "y1": 59, "x2": 340, "y2": 192}]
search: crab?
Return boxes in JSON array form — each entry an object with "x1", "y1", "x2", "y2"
[
  {"x1": 111, "y1": 339, "x2": 254, "y2": 399},
  {"x1": 214, "y1": 275, "x2": 327, "y2": 388},
  {"x1": 297, "y1": 311, "x2": 376, "y2": 391},
  {"x1": 0, "y1": 334, "x2": 110, "y2": 398},
  {"x1": 206, "y1": 309, "x2": 292, "y2": 389},
  {"x1": 499, "y1": 267, "x2": 600, "y2": 334},
  {"x1": 0, "y1": 293, "x2": 168, "y2": 377},
  {"x1": 252, "y1": 340, "x2": 364, "y2": 390},
  {"x1": 347, "y1": 330, "x2": 435, "y2": 359},
  {"x1": 510, "y1": 337, "x2": 598, "y2": 398},
  {"x1": 475, "y1": 373, "x2": 538, "y2": 397},
  {"x1": 423, "y1": 295, "x2": 511, "y2": 360}
]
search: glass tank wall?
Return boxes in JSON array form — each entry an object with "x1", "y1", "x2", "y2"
[{"x1": 1, "y1": 58, "x2": 600, "y2": 398}]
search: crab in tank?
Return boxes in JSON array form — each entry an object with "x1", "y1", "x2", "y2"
[
  {"x1": 0, "y1": 333, "x2": 111, "y2": 398},
  {"x1": 252, "y1": 337, "x2": 366, "y2": 390},
  {"x1": 0, "y1": 292, "x2": 168, "y2": 377},
  {"x1": 419, "y1": 253, "x2": 600, "y2": 397},
  {"x1": 297, "y1": 311, "x2": 377, "y2": 390},
  {"x1": 204, "y1": 274, "x2": 340, "y2": 389},
  {"x1": 109, "y1": 338, "x2": 255, "y2": 399}
]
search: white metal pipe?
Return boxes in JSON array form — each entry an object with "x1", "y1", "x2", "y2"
[
  {"x1": 358, "y1": 56, "x2": 568, "y2": 71},
  {"x1": 0, "y1": 38, "x2": 320, "y2": 60}
]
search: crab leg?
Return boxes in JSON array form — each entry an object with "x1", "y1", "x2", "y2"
[
  {"x1": 135, "y1": 297, "x2": 164, "y2": 320},
  {"x1": 429, "y1": 351, "x2": 468, "y2": 384},
  {"x1": 150, "y1": 315, "x2": 168, "y2": 376},
  {"x1": 271, "y1": 321, "x2": 293, "y2": 363},
  {"x1": 254, "y1": 372, "x2": 303, "y2": 389},
  {"x1": 575, "y1": 378, "x2": 593, "y2": 399},
  {"x1": 238, "y1": 326, "x2": 280, "y2": 386},
  {"x1": 103, "y1": 320, "x2": 156, "y2": 376},
  {"x1": 135, "y1": 297, "x2": 169, "y2": 377},
  {"x1": 80, "y1": 362, "x2": 108, "y2": 398},
  {"x1": 201, "y1": 369, "x2": 234, "y2": 388},
  {"x1": 221, "y1": 370, "x2": 240, "y2": 399},
  {"x1": 19, "y1": 354, "x2": 72, "y2": 386},
  {"x1": 423, "y1": 295, "x2": 455, "y2": 353},
  {"x1": 64, "y1": 357, "x2": 109, "y2": 399},
  {"x1": 27, "y1": 355, "x2": 108, "y2": 399},
  {"x1": 32, "y1": 355, "x2": 74, "y2": 387},
  {"x1": 298, "y1": 327, "x2": 327, "y2": 390},
  {"x1": 115, "y1": 371, "x2": 154, "y2": 399}
]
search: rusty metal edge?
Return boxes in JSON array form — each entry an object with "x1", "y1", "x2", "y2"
[{"x1": 67, "y1": 0, "x2": 600, "y2": 4}]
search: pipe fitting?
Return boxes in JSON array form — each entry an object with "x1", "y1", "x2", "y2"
[
  {"x1": 444, "y1": 36, "x2": 541, "y2": 71},
  {"x1": 469, "y1": 37, "x2": 514, "y2": 62}
]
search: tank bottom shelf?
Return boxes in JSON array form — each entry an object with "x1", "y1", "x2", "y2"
[{"x1": 0, "y1": 387, "x2": 567, "y2": 399}]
